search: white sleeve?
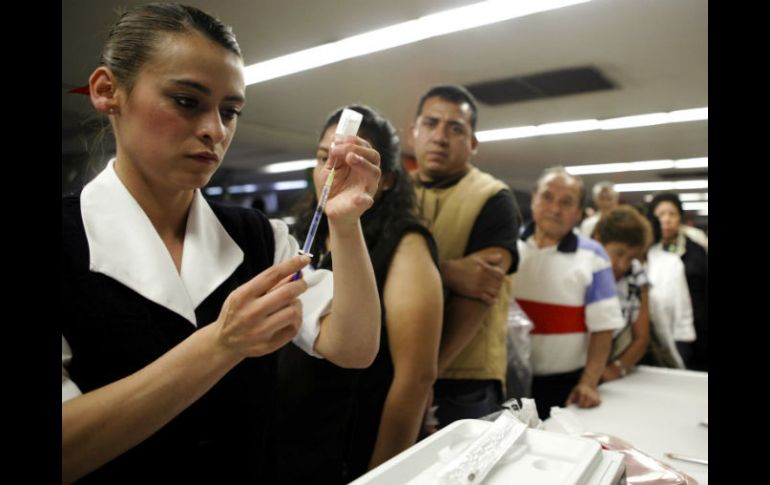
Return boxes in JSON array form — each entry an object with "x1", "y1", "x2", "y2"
[
  {"x1": 270, "y1": 219, "x2": 332, "y2": 358},
  {"x1": 62, "y1": 335, "x2": 82, "y2": 403},
  {"x1": 585, "y1": 250, "x2": 625, "y2": 333}
]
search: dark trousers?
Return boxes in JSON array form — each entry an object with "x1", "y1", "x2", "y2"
[
  {"x1": 531, "y1": 368, "x2": 584, "y2": 419},
  {"x1": 434, "y1": 379, "x2": 502, "y2": 429},
  {"x1": 676, "y1": 341, "x2": 695, "y2": 369}
]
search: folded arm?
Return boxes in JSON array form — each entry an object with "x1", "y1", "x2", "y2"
[{"x1": 437, "y1": 246, "x2": 512, "y2": 374}]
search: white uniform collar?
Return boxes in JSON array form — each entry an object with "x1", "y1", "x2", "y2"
[{"x1": 80, "y1": 160, "x2": 244, "y2": 326}]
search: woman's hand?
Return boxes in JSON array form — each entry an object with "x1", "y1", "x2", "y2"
[
  {"x1": 321, "y1": 134, "x2": 381, "y2": 224},
  {"x1": 214, "y1": 255, "x2": 311, "y2": 358}
]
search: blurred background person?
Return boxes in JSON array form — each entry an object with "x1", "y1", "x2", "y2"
[
  {"x1": 579, "y1": 181, "x2": 619, "y2": 238},
  {"x1": 648, "y1": 193, "x2": 708, "y2": 371}
]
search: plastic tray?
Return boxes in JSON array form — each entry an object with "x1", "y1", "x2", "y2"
[{"x1": 351, "y1": 419, "x2": 626, "y2": 485}]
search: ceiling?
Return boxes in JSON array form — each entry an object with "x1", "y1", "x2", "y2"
[{"x1": 62, "y1": 0, "x2": 708, "y2": 222}]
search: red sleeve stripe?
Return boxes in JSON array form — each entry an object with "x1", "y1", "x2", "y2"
[{"x1": 517, "y1": 299, "x2": 587, "y2": 334}]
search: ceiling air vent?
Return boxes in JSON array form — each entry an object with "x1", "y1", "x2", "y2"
[
  {"x1": 466, "y1": 66, "x2": 616, "y2": 106},
  {"x1": 657, "y1": 171, "x2": 708, "y2": 180}
]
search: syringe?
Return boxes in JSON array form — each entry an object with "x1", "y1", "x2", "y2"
[{"x1": 293, "y1": 108, "x2": 363, "y2": 280}]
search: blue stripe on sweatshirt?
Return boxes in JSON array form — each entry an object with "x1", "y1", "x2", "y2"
[
  {"x1": 585, "y1": 266, "x2": 618, "y2": 304},
  {"x1": 577, "y1": 236, "x2": 610, "y2": 261}
]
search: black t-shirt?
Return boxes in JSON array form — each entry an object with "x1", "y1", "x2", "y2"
[
  {"x1": 418, "y1": 173, "x2": 521, "y2": 273},
  {"x1": 273, "y1": 218, "x2": 438, "y2": 484},
  {"x1": 419, "y1": 173, "x2": 522, "y2": 396},
  {"x1": 465, "y1": 188, "x2": 521, "y2": 274}
]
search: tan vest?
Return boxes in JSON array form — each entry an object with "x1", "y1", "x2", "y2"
[{"x1": 413, "y1": 167, "x2": 513, "y2": 388}]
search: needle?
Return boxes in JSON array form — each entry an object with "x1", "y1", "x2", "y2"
[{"x1": 292, "y1": 109, "x2": 363, "y2": 281}]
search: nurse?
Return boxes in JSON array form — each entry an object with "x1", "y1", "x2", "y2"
[{"x1": 62, "y1": 3, "x2": 381, "y2": 482}]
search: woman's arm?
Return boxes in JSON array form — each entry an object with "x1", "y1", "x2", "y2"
[
  {"x1": 602, "y1": 286, "x2": 651, "y2": 382},
  {"x1": 62, "y1": 256, "x2": 310, "y2": 483},
  {"x1": 367, "y1": 232, "x2": 443, "y2": 469},
  {"x1": 312, "y1": 135, "x2": 383, "y2": 368}
]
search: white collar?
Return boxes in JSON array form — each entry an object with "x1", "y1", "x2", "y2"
[{"x1": 80, "y1": 160, "x2": 243, "y2": 326}]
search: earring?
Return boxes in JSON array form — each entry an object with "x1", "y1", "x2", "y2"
[{"x1": 108, "y1": 107, "x2": 115, "y2": 114}]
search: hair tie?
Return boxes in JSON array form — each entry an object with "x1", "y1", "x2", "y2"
[{"x1": 68, "y1": 84, "x2": 90, "y2": 95}]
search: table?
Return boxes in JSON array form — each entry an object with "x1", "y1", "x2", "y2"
[{"x1": 545, "y1": 366, "x2": 708, "y2": 484}]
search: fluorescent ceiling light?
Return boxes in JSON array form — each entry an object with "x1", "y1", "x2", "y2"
[
  {"x1": 272, "y1": 180, "x2": 308, "y2": 191},
  {"x1": 204, "y1": 186, "x2": 224, "y2": 196},
  {"x1": 643, "y1": 192, "x2": 708, "y2": 203},
  {"x1": 477, "y1": 107, "x2": 708, "y2": 142},
  {"x1": 566, "y1": 157, "x2": 708, "y2": 175},
  {"x1": 599, "y1": 108, "x2": 708, "y2": 130},
  {"x1": 679, "y1": 192, "x2": 708, "y2": 202},
  {"x1": 228, "y1": 184, "x2": 259, "y2": 194},
  {"x1": 204, "y1": 181, "x2": 309, "y2": 194},
  {"x1": 614, "y1": 180, "x2": 708, "y2": 192},
  {"x1": 244, "y1": 0, "x2": 592, "y2": 85},
  {"x1": 262, "y1": 159, "x2": 316, "y2": 174},
  {"x1": 673, "y1": 157, "x2": 709, "y2": 169},
  {"x1": 567, "y1": 160, "x2": 673, "y2": 175},
  {"x1": 682, "y1": 201, "x2": 708, "y2": 211}
]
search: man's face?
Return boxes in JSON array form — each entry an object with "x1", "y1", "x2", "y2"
[
  {"x1": 409, "y1": 96, "x2": 477, "y2": 183},
  {"x1": 531, "y1": 175, "x2": 583, "y2": 241},
  {"x1": 603, "y1": 242, "x2": 643, "y2": 281},
  {"x1": 595, "y1": 189, "x2": 618, "y2": 213}
]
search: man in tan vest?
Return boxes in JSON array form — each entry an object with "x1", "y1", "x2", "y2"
[{"x1": 408, "y1": 85, "x2": 521, "y2": 428}]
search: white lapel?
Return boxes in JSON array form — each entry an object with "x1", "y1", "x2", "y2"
[{"x1": 80, "y1": 160, "x2": 243, "y2": 326}]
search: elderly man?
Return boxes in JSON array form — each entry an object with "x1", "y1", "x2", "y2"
[
  {"x1": 580, "y1": 181, "x2": 619, "y2": 237},
  {"x1": 511, "y1": 168, "x2": 624, "y2": 419}
]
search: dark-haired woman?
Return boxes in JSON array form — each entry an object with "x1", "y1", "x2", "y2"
[
  {"x1": 62, "y1": 4, "x2": 382, "y2": 482},
  {"x1": 274, "y1": 105, "x2": 443, "y2": 484}
]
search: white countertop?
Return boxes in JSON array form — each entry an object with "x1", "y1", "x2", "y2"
[{"x1": 545, "y1": 366, "x2": 708, "y2": 484}]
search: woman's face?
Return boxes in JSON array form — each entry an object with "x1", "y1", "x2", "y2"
[
  {"x1": 653, "y1": 201, "x2": 681, "y2": 242},
  {"x1": 113, "y1": 32, "x2": 245, "y2": 192}
]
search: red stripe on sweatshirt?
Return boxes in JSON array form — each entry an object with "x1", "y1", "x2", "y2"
[{"x1": 517, "y1": 299, "x2": 587, "y2": 334}]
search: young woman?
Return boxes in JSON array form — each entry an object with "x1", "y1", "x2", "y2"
[
  {"x1": 62, "y1": 4, "x2": 382, "y2": 483},
  {"x1": 274, "y1": 105, "x2": 443, "y2": 484}
]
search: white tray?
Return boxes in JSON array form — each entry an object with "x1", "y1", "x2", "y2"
[{"x1": 351, "y1": 419, "x2": 626, "y2": 485}]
